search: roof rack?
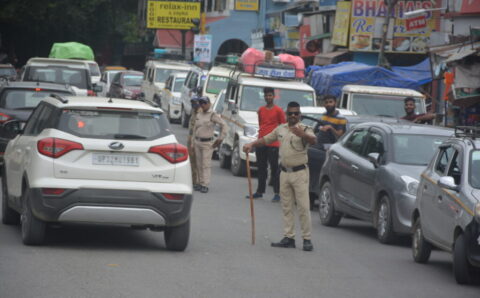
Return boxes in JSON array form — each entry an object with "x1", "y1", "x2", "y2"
[
  {"x1": 454, "y1": 126, "x2": 480, "y2": 139},
  {"x1": 138, "y1": 98, "x2": 159, "y2": 109},
  {"x1": 50, "y1": 93, "x2": 69, "y2": 104}
]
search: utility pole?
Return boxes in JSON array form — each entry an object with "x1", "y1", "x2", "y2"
[{"x1": 377, "y1": 0, "x2": 398, "y2": 68}]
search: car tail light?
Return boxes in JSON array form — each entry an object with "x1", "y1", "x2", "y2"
[
  {"x1": 42, "y1": 188, "x2": 66, "y2": 195},
  {"x1": 0, "y1": 112, "x2": 12, "y2": 123},
  {"x1": 148, "y1": 143, "x2": 188, "y2": 164},
  {"x1": 162, "y1": 193, "x2": 184, "y2": 200},
  {"x1": 87, "y1": 90, "x2": 96, "y2": 96},
  {"x1": 37, "y1": 138, "x2": 84, "y2": 158}
]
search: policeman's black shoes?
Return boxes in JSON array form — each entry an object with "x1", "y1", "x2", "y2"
[
  {"x1": 271, "y1": 237, "x2": 313, "y2": 251},
  {"x1": 303, "y1": 239, "x2": 313, "y2": 252},
  {"x1": 245, "y1": 192, "x2": 263, "y2": 199},
  {"x1": 271, "y1": 237, "x2": 295, "y2": 248},
  {"x1": 193, "y1": 184, "x2": 202, "y2": 191},
  {"x1": 200, "y1": 186, "x2": 209, "y2": 193}
]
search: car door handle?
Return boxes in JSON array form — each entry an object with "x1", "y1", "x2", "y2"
[
  {"x1": 332, "y1": 154, "x2": 340, "y2": 160},
  {"x1": 351, "y1": 164, "x2": 359, "y2": 171}
]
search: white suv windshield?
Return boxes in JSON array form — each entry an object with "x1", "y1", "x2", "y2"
[
  {"x1": 240, "y1": 86, "x2": 314, "y2": 111},
  {"x1": 25, "y1": 66, "x2": 89, "y2": 89},
  {"x1": 57, "y1": 109, "x2": 172, "y2": 140},
  {"x1": 155, "y1": 69, "x2": 187, "y2": 82},
  {"x1": 351, "y1": 94, "x2": 423, "y2": 117},
  {"x1": 392, "y1": 134, "x2": 447, "y2": 165},
  {"x1": 470, "y1": 150, "x2": 480, "y2": 189},
  {"x1": 206, "y1": 75, "x2": 229, "y2": 94}
]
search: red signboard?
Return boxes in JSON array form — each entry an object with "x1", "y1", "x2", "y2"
[
  {"x1": 461, "y1": 0, "x2": 480, "y2": 14},
  {"x1": 299, "y1": 25, "x2": 319, "y2": 57},
  {"x1": 406, "y1": 15, "x2": 427, "y2": 31}
]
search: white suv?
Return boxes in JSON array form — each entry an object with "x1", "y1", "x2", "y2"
[{"x1": 2, "y1": 95, "x2": 192, "y2": 250}]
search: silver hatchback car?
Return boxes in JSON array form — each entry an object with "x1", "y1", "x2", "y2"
[
  {"x1": 318, "y1": 122, "x2": 452, "y2": 244},
  {"x1": 412, "y1": 126, "x2": 480, "y2": 284}
]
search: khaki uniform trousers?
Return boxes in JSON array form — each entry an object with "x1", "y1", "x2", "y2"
[
  {"x1": 194, "y1": 140, "x2": 214, "y2": 187},
  {"x1": 279, "y1": 168, "x2": 312, "y2": 240},
  {"x1": 187, "y1": 137, "x2": 198, "y2": 185}
]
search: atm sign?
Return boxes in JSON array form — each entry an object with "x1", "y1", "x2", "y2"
[{"x1": 406, "y1": 15, "x2": 427, "y2": 32}]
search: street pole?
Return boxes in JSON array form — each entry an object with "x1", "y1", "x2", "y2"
[
  {"x1": 377, "y1": 0, "x2": 398, "y2": 68},
  {"x1": 181, "y1": 29, "x2": 187, "y2": 60}
]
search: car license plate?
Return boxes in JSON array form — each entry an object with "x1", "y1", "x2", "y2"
[{"x1": 92, "y1": 153, "x2": 139, "y2": 167}]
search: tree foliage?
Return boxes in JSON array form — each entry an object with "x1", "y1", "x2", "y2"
[{"x1": 0, "y1": 0, "x2": 142, "y2": 64}]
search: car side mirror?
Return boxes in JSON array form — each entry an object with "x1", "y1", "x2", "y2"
[
  {"x1": 438, "y1": 176, "x2": 459, "y2": 192},
  {"x1": 367, "y1": 152, "x2": 380, "y2": 168},
  {"x1": 93, "y1": 84, "x2": 103, "y2": 93},
  {"x1": 2, "y1": 120, "x2": 23, "y2": 138}
]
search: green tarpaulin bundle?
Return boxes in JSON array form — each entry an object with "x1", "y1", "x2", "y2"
[{"x1": 49, "y1": 42, "x2": 94, "y2": 60}]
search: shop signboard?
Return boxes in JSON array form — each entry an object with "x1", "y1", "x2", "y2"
[
  {"x1": 147, "y1": 0, "x2": 200, "y2": 29},
  {"x1": 461, "y1": 0, "x2": 480, "y2": 14},
  {"x1": 349, "y1": 0, "x2": 436, "y2": 54},
  {"x1": 332, "y1": 1, "x2": 351, "y2": 46},
  {"x1": 405, "y1": 15, "x2": 427, "y2": 31},
  {"x1": 193, "y1": 35, "x2": 212, "y2": 63},
  {"x1": 235, "y1": 0, "x2": 259, "y2": 11}
]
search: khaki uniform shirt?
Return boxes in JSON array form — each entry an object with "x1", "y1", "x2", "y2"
[
  {"x1": 193, "y1": 108, "x2": 227, "y2": 140},
  {"x1": 188, "y1": 108, "x2": 198, "y2": 136},
  {"x1": 263, "y1": 123, "x2": 314, "y2": 168}
]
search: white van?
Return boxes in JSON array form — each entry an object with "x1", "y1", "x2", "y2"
[
  {"x1": 339, "y1": 85, "x2": 426, "y2": 118},
  {"x1": 141, "y1": 60, "x2": 191, "y2": 103},
  {"x1": 21, "y1": 57, "x2": 100, "y2": 96},
  {"x1": 218, "y1": 66, "x2": 316, "y2": 176}
]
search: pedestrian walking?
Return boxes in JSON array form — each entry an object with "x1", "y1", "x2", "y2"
[
  {"x1": 308, "y1": 95, "x2": 347, "y2": 207},
  {"x1": 188, "y1": 95, "x2": 201, "y2": 191},
  {"x1": 245, "y1": 87, "x2": 285, "y2": 202},
  {"x1": 243, "y1": 101, "x2": 316, "y2": 251},
  {"x1": 193, "y1": 96, "x2": 228, "y2": 193}
]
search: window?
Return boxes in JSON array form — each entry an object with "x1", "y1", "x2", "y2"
[
  {"x1": 188, "y1": 72, "x2": 199, "y2": 89},
  {"x1": 393, "y1": 134, "x2": 447, "y2": 166},
  {"x1": 343, "y1": 129, "x2": 368, "y2": 155},
  {"x1": 23, "y1": 104, "x2": 45, "y2": 135},
  {"x1": 435, "y1": 146, "x2": 455, "y2": 174},
  {"x1": 0, "y1": 89, "x2": 71, "y2": 109},
  {"x1": 447, "y1": 150, "x2": 462, "y2": 185},
  {"x1": 364, "y1": 131, "x2": 384, "y2": 157},
  {"x1": 206, "y1": 75, "x2": 229, "y2": 94},
  {"x1": 173, "y1": 77, "x2": 186, "y2": 92},
  {"x1": 239, "y1": 86, "x2": 314, "y2": 111},
  {"x1": 470, "y1": 150, "x2": 480, "y2": 189},
  {"x1": 56, "y1": 109, "x2": 172, "y2": 140}
]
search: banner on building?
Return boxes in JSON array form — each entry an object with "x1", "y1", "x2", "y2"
[
  {"x1": 147, "y1": 1, "x2": 201, "y2": 29},
  {"x1": 193, "y1": 35, "x2": 212, "y2": 63},
  {"x1": 235, "y1": 0, "x2": 259, "y2": 11},
  {"x1": 332, "y1": 1, "x2": 351, "y2": 46},
  {"x1": 349, "y1": 0, "x2": 436, "y2": 53}
]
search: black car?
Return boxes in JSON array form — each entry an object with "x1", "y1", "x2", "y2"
[{"x1": 0, "y1": 81, "x2": 75, "y2": 160}]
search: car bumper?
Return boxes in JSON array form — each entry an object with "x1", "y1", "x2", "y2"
[
  {"x1": 30, "y1": 188, "x2": 192, "y2": 228},
  {"x1": 392, "y1": 191, "x2": 417, "y2": 234}
]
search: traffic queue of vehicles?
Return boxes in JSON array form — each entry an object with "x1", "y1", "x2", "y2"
[{"x1": 0, "y1": 54, "x2": 478, "y2": 283}]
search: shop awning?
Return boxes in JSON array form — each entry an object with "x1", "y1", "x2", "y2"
[
  {"x1": 312, "y1": 50, "x2": 349, "y2": 66},
  {"x1": 445, "y1": 48, "x2": 479, "y2": 64}
]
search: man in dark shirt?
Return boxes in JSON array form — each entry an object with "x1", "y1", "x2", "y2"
[
  {"x1": 307, "y1": 95, "x2": 347, "y2": 207},
  {"x1": 401, "y1": 97, "x2": 435, "y2": 123}
]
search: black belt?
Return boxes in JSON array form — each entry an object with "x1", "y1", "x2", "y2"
[
  {"x1": 280, "y1": 164, "x2": 307, "y2": 173},
  {"x1": 196, "y1": 137, "x2": 214, "y2": 142}
]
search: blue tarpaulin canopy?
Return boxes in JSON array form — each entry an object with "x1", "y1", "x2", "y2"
[{"x1": 308, "y1": 59, "x2": 432, "y2": 97}]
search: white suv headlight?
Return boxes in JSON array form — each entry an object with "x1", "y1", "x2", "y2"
[
  {"x1": 244, "y1": 125, "x2": 258, "y2": 138},
  {"x1": 401, "y1": 175, "x2": 419, "y2": 196}
]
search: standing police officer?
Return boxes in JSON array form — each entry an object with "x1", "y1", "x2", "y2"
[
  {"x1": 243, "y1": 101, "x2": 316, "y2": 251},
  {"x1": 188, "y1": 95, "x2": 201, "y2": 191},
  {"x1": 193, "y1": 96, "x2": 228, "y2": 193}
]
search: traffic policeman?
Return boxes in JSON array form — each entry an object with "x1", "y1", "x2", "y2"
[
  {"x1": 243, "y1": 101, "x2": 316, "y2": 251},
  {"x1": 188, "y1": 95, "x2": 201, "y2": 191},
  {"x1": 192, "y1": 96, "x2": 227, "y2": 193}
]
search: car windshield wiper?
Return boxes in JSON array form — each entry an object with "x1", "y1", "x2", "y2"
[{"x1": 113, "y1": 134, "x2": 147, "y2": 139}]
